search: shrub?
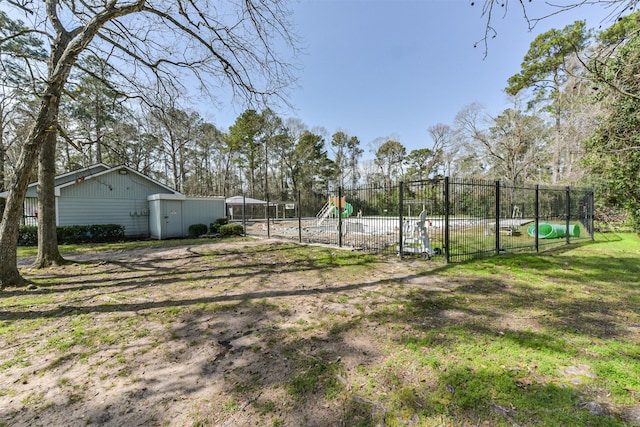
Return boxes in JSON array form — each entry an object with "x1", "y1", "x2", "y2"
[
  {"x1": 88, "y1": 224, "x2": 125, "y2": 242},
  {"x1": 57, "y1": 225, "x2": 89, "y2": 244},
  {"x1": 18, "y1": 226, "x2": 38, "y2": 246},
  {"x1": 188, "y1": 223, "x2": 208, "y2": 237},
  {"x1": 18, "y1": 224, "x2": 126, "y2": 245},
  {"x1": 219, "y1": 223, "x2": 244, "y2": 236},
  {"x1": 209, "y1": 217, "x2": 229, "y2": 233}
]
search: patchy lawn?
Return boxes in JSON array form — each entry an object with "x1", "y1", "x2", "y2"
[{"x1": 1, "y1": 234, "x2": 639, "y2": 426}]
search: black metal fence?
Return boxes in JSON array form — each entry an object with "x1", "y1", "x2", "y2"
[{"x1": 239, "y1": 178, "x2": 594, "y2": 263}]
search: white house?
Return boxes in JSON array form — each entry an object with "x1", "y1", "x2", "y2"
[{"x1": 0, "y1": 164, "x2": 226, "y2": 239}]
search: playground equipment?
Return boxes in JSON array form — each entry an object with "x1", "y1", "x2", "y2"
[
  {"x1": 316, "y1": 197, "x2": 353, "y2": 225},
  {"x1": 400, "y1": 209, "x2": 434, "y2": 259},
  {"x1": 485, "y1": 219, "x2": 534, "y2": 236},
  {"x1": 485, "y1": 204, "x2": 534, "y2": 236},
  {"x1": 527, "y1": 223, "x2": 580, "y2": 239}
]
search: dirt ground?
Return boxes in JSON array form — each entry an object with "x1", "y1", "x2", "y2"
[
  {"x1": 2, "y1": 238, "x2": 436, "y2": 427},
  {"x1": 3, "y1": 237, "x2": 638, "y2": 427}
]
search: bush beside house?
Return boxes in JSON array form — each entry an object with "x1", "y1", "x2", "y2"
[
  {"x1": 209, "y1": 218, "x2": 229, "y2": 233},
  {"x1": 18, "y1": 224, "x2": 125, "y2": 246},
  {"x1": 220, "y1": 223, "x2": 244, "y2": 236},
  {"x1": 188, "y1": 224, "x2": 208, "y2": 237}
]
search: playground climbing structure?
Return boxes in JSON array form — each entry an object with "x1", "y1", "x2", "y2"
[{"x1": 316, "y1": 197, "x2": 353, "y2": 225}]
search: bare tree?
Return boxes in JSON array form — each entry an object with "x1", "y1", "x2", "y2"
[
  {"x1": 375, "y1": 139, "x2": 406, "y2": 189},
  {"x1": 456, "y1": 102, "x2": 548, "y2": 184},
  {"x1": 404, "y1": 125, "x2": 453, "y2": 180},
  {"x1": 0, "y1": 88, "x2": 21, "y2": 194},
  {"x1": 0, "y1": 0, "x2": 298, "y2": 287},
  {"x1": 427, "y1": 124, "x2": 455, "y2": 176},
  {"x1": 182, "y1": 122, "x2": 227, "y2": 197},
  {"x1": 557, "y1": 60, "x2": 603, "y2": 185},
  {"x1": 330, "y1": 131, "x2": 363, "y2": 189},
  {"x1": 453, "y1": 103, "x2": 489, "y2": 148},
  {"x1": 144, "y1": 92, "x2": 202, "y2": 193}
]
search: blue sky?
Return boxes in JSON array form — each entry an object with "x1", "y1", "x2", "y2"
[{"x1": 211, "y1": 1, "x2": 619, "y2": 157}]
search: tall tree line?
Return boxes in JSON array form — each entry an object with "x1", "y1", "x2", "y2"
[
  {"x1": 1, "y1": 15, "x2": 635, "y2": 212},
  {"x1": 2, "y1": 15, "x2": 636, "y2": 203},
  {"x1": 2, "y1": 1, "x2": 640, "y2": 289}
]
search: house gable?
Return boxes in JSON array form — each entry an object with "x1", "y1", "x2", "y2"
[
  {"x1": 55, "y1": 166, "x2": 179, "y2": 197},
  {"x1": 18, "y1": 163, "x2": 112, "y2": 198},
  {"x1": 53, "y1": 163, "x2": 111, "y2": 187}
]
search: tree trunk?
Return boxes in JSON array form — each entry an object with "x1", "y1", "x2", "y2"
[
  {"x1": 95, "y1": 99, "x2": 103, "y2": 164},
  {"x1": 552, "y1": 72, "x2": 562, "y2": 185},
  {"x1": 0, "y1": 117, "x2": 5, "y2": 191},
  {"x1": 0, "y1": 102, "x2": 54, "y2": 288},
  {"x1": 33, "y1": 129, "x2": 65, "y2": 268},
  {"x1": 0, "y1": 122, "x2": 6, "y2": 215}
]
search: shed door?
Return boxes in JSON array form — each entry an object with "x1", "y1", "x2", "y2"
[{"x1": 163, "y1": 200, "x2": 183, "y2": 238}]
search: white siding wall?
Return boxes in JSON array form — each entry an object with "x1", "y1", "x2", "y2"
[
  {"x1": 182, "y1": 198, "x2": 226, "y2": 234},
  {"x1": 57, "y1": 171, "x2": 175, "y2": 236},
  {"x1": 57, "y1": 197, "x2": 151, "y2": 236}
]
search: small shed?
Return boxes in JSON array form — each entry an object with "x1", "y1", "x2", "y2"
[{"x1": 148, "y1": 194, "x2": 225, "y2": 239}]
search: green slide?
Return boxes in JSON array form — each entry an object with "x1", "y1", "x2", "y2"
[{"x1": 527, "y1": 223, "x2": 580, "y2": 239}]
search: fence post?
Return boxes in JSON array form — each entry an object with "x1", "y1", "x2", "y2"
[
  {"x1": 495, "y1": 180, "x2": 501, "y2": 255},
  {"x1": 242, "y1": 194, "x2": 246, "y2": 236},
  {"x1": 266, "y1": 192, "x2": 271, "y2": 238},
  {"x1": 589, "y1": 190, "x2": 595, "y2": 240},
  {"x1": 534, "y1": 185, "x2": 539, "y2": 252},
  {"x1": 338, "y1": 186, "x2": 343, "y2": 247},
  {"x1": 399, "y1": 181, "x2": 404, "y2": 258},
  {"x1": 298, "y1": 189, "x2": 302, "y2": 243},
  {"x1": 566, "y1": 186, "x2": 571, "y2": 244},
  {"x1": 444, "y1": 177, "x2": 450, "y2": 264}
]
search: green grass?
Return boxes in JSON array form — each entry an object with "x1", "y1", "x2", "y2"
[
  {"x1": 285, "y1": 357, "x2": 343, "y2": 401},
  {"x1": 222, "y1": 397, "x2": 239, "y2": 412},
  {"x1": 367, "y1": 232, "x2": 640, "y2": 426},
  {"x1": 16, "y1": 237, "x2": 226, "y2": 258}
]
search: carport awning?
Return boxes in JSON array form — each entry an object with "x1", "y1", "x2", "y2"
[{"x1": 225, "y1": 196, "x2": 268, "y2": 205}]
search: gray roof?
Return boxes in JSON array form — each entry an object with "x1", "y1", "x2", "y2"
[
  {"x1": 225, "y1": 196, "x2": 268, "y2": 205},
  {"x1": 0, "y1": 164, "x2": 181, "y2": 199}
]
